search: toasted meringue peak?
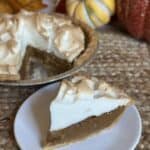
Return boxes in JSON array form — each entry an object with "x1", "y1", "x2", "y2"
[
  {"x1": 50, "y1": 75, "x2": 132, "y2": 131},
  {"x1": 0, "y1": 10, "x2": 85, "y2": 75},
  {"x1": 54, "y1": 25, "x2": 84, "y2": 62}
]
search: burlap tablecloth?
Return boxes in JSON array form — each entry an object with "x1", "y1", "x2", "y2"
[{"x1": 0, "y1": 26, "x2": 149, "y2": 150}]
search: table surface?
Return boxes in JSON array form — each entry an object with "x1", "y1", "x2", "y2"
[{"x1": 0, "y1": 26, "x2": 149, "y2": 150}]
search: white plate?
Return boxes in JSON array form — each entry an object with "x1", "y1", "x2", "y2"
[{"x1": 14, "y1": 83, "x2": 142, "y2": 150}]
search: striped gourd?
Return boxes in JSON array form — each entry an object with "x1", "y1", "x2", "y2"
[{"x1": 66, "y1": 0, "x2": 115, "y2": 28}]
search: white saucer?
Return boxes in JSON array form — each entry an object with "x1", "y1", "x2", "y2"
[{"x1": 14, "y1": 83, "x2": 142, "y2": 150}]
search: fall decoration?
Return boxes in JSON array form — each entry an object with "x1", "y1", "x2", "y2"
[
  {"x1": 0, "y1": 0, "x2": 13, "y2": 13},
  {"x1": 0, "y1": 0, "x2": 47, "y2": 14},
  {"x1": 116, "y1": 0, "x2": 150, "y2": 42},
  {"x1": 66, "y1": 0, "x2": 115, "y2": 28}
]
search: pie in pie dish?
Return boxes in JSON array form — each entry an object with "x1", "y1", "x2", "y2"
[
  {"x1": 0, "y1": 10, "x2": 85, "y2": 81},
  {"x1": 44, "y1": 74, "x2": 134, "y2": 150}
]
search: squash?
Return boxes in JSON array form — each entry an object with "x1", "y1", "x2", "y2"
[
  {"x1": 0, "y1": 1, "x2": 13, "y2": 13},
  {"x1": 0, "y1": 0, "x2": 47, "y2": 14},
  {"x1": 116, "y1": 0, "x2": 150, "y2": 42},
  {"x1": 66, "y1": 0, "x2": 115, "y2": 28}
]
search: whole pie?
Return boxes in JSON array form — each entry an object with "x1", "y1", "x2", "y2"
[{"x1": 0, "y1": 10, "x2": 85, "y2": 80}]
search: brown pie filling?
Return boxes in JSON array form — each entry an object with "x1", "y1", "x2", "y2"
[{"x1": 44, "y1": 107, "x2": 125, "y2": 149}]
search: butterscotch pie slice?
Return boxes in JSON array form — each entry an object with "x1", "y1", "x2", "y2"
[
  {"x1": 0, "y1": 10, "x2": 85, "y2": 81},
  {"x1": 44, "y1": 75, "x2": 134, "y2": 150}
]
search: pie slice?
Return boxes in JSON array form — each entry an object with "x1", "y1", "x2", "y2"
[{"x1": 44, "y1": 75, "x2": 133, "y2": 150}]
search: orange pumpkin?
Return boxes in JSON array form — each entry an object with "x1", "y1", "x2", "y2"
[{"x1": 0, "y1": 0, "x2": 47, "y2": 14}]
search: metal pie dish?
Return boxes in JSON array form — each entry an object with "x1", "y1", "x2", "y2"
[{"x1": 0, "y1": 19, "x2": 98, "y2": 86}]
